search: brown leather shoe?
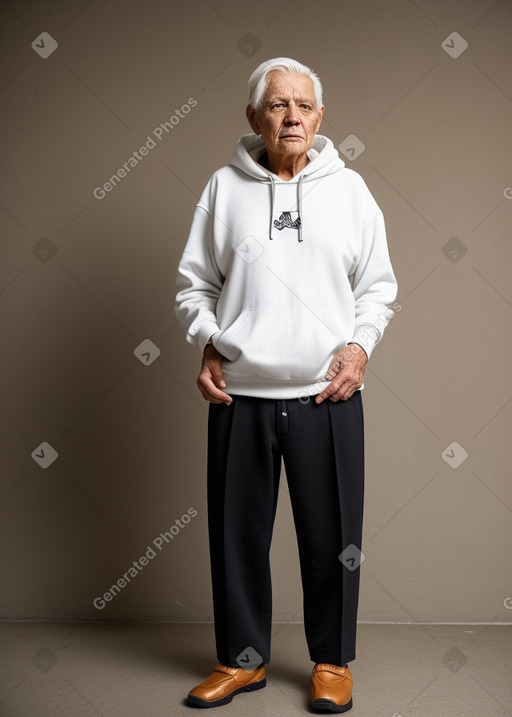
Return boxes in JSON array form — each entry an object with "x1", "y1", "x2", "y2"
[
  {"x1": 187, "y1": 662, "x2": 266, "y2": 708},
  {"x1": 310, "y1": 663, "x2": 353, "y2": 713}
]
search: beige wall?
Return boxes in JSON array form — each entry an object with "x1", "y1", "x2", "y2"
[{"x1": 1, "y1": 0, "x2": 511, "y2": 625}]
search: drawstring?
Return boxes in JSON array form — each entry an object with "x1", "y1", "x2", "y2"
[
  {"x1": 268, "y1": 173, "x2": 306, "y2": 243},
  {"x1": 297, "y1": 174, "x2": 305, "y2": 242},
  {"x1": 269, "y1": 175, "x2": 275, "y2": 240}
]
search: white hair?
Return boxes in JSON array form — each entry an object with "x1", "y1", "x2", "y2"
[{"x1": 248, "y1": 57, "x2": 323, "y2": 111}]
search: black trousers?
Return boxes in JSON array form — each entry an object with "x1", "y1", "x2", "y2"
[{"x1": 207, "y1": 392, "x2": 365, "y2": 668}]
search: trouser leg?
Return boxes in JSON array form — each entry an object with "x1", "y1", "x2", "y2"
[
  {"x1": 281, "y1": 392, "x2": 365, "y2": 666},
  {"x1": 207, "y1": 397, "x2": 281, "y2": 666}
]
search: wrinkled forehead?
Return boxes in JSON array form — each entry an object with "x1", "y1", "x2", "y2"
[{"x1": 263, "y1": 70, "x2": 316, "y2": 103}]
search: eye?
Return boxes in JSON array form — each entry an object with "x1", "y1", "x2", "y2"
[
  {"x1": 299, "y1": 104, "x2": 312, "y2": 111},
  {"x1": 270, "y1": 102, "x2": 286, "y2": 110}
]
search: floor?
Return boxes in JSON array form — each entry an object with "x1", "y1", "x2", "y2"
[{"x1": 0, "y1": 622, "x2": 511, "y2": 716}]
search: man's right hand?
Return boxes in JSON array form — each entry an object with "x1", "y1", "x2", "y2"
[{"x1": 197, "y1": 344, "x2": 232, "y2": 405}]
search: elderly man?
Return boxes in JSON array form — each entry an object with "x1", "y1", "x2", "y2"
[{"x1": 175, "y1": 57, "x2": 397, "y2": 713}]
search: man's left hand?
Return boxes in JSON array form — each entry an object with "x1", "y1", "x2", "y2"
[{"x1": 315, "y1": 343, "x2": 368, "y2": 403}]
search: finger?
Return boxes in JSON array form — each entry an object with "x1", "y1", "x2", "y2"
[
  {"x1": 207, "y1": 392, "x2": 232, "y2": 404},
  {"x1": 316, "y1": 378, "x2": 345, "y2": 404},
  {"x1": 331, "y1": 382, "x2": 361, "y2": 402},
  {"x1": 209, "y1": 363, "x2": 227, "y2": 389},
  {"x1": 200, "y1": 386, "x2": 232, "y2": 404},
  {"x1": 203, "y1": 351, "x2": 228, "y2": 389},
  {"x1": 197, "y1": 375, "x2": 232, "y2": 404},
  {"x1": 324, "y1": 356, "x2": 343, "y2": 380},
  {"x1": 330, "y1": 389, "x2": 350, "y2": 402},
  {"x1": 316, "y1": 370, "x2": 361, "y2": 403}
]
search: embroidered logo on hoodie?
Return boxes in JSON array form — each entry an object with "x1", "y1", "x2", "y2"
[{"x1": 273, "y1": 211, "x2": 301, "y2": 232}]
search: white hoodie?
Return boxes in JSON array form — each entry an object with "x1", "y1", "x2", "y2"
[{"x1": 175, "y1": 133, "x2": 398, "y2": 399}]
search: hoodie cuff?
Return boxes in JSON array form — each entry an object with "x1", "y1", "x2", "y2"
[
  {"x1": 350, "y1": 324, "x2": 380, "y2": 360},
  {"x1": 190, "y1": 321, "x2": 221, "y2": 353}
]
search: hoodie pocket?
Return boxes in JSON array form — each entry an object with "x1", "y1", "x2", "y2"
[
  {"x1": 218, "y1": 306, "x2": 340, "y2": 381},
  {"x1": 212, "y1": 311, "x2": 252, "y2": 362}
]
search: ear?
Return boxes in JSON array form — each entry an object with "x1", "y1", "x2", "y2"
[
  {"x1": 246, "y1": 104, "x2": 261, "y2": 134},
  {"x1": 315, "y1": 105, "x2": 325, "y2": 132}
]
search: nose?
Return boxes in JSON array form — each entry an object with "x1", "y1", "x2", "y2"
[{"x1": 284, "y1": 102, "x2": 300, "y2": 125}]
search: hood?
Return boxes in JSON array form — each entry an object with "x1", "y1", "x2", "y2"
[{"x1": 228, "y1": 133, "x2": 345, "y2": 241}]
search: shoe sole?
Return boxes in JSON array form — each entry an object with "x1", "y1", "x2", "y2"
[
  {"x1": 310, "y1": 696, "x2": 353, "y2": 713},
  {"x1": 187, "y1": 678, "x2": 266, "y2": 708}
]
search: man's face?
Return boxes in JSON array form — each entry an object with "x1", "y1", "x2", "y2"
[{"x1": 246, "y1": 71, "x2": 325, "y2": 160}]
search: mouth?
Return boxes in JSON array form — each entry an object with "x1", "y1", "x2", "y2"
[{"x1": 279, "y1": 135, "x2": 304, "y2": 140}]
